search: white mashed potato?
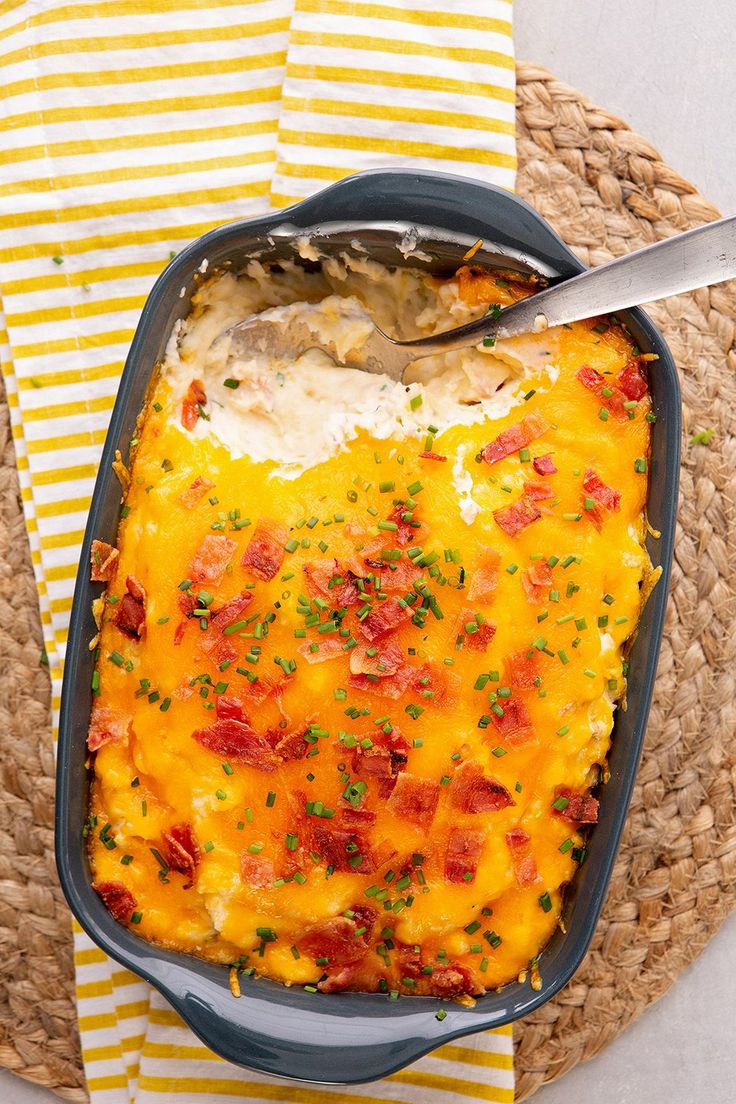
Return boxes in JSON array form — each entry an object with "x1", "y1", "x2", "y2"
[{"x1": 161, "y1": 253, "x2": 558, "y2": 481}]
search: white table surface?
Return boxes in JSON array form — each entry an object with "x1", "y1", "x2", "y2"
[{"x1": 3, "y1": 2, "x2": 733, "y2": 1101}]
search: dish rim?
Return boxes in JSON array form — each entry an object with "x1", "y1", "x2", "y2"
[{"x1": 55, "y1": 167, "x2": 681, "y2": 1084}]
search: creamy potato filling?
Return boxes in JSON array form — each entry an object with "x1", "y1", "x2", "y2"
[
  {"x1": 86, "y1": 257, "x2": 653, "y2": 1002},
  {"x1": 161, "y1": 256, "x2": 557, "y2": 479}
]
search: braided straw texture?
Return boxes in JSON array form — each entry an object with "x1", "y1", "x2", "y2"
[{"x1": 0, "y1": 60, "x2": 733, "y2": 1104}]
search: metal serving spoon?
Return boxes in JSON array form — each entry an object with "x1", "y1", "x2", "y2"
[{"x1": 226, "y1": 215, "x2": 736, "y2": 383}]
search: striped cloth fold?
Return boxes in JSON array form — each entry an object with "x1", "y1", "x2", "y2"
[{"x1": 0, "y1": 1, "x2": 516, "y2": 1100}]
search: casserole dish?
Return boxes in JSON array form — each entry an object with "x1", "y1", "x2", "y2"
[{"x1": 56, "y1": 168, "x2": 680, "y2": 1083}]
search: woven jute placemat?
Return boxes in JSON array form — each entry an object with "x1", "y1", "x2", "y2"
[{"x1": 0, "y1": 60, "x2": 734, "y2": 1104}]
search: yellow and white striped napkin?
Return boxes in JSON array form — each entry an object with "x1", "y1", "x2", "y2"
[{"x1": 0, "y1": 1, "x2": 516, "y2": 1100}]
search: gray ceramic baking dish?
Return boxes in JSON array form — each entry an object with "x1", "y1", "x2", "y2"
[{"x1": 55, "y1": 168, "x2": 680, "y2": 1084}]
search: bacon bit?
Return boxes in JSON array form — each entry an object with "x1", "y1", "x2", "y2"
[
  {"x1": 524, "y1": 480, "x2": 555, "y2": 502},
  {"x1": 450, "y1": 761, "x2": 515, "y2": 814},
  {"x1": 242, "y1": 519, "x2": 287, "y2": 581},
  {"x1": 240, "y1": 852, "x2": 276, "y2": 889},
  {"x1": 126, "y1": 574, "x2": 145, "y2": 602},
  {"x1": 359, "y1": 597, "x2": 411, "y2": 643},
  {"x1": 215, "y1": 696, "x2": 245, "y2": 722},
  {"x1": 298, "y1": 638, "x2": 344, "y2": 665},
  {"x1": 362, "y1": 554, "x2": 423, "y2": 593},
  {"x1": 190, "y1": 534, "x2": 236, "y2": 584},
  {"x1": 387, "y1": 772, "x2": 440, "y2": 828},
  {"x1": 298, "y1": 915, "x2": 372, "y2": 966},
  {"x1": 173, "y1": 592, "x2": 197, "y2": 647},
  {"x1": 192, "y1": 718, "x2": 279, "y2": 770},
  {"x1": 371, "y1": 838, "x2": 399, "y2": 869},
  {"x1": 239, "y1": 673, "x2": 285, "y2": 708},
  {"x1": 429, "y1": 962, "x2": 484, "y2": 998},
  {"x1": 583, "y1": 469, "x2": 621, "y2": 513},
  {"x1": 302, "y1": 558, "x2": 361, "y2": 607},
  {"x1": 349, "y1": 641, "x2": 405, "y2": 679},
  {"x1": 467, "y1": 547, "x2": 501, "y2": 601},
  {"x1": 618, "y1": 359, "x2": 649, "y2": 401},
  {"x1": 87, "y1": 704, "x2": 128, "y2": 751},
  {"x1": 182, "y1": 378, "x2": 206, "y2": 430},
  {"x1": 444, "y1": 827, "x2": 485, "y2": 883},
  {"x1": 397, "y1": 941, "x2": 424, "y2": 980},
  {"x1": 419, "y1": 450, "x2": 447, "y2": 462},
  {"x1": 577, "y1": 364, "x2": 605, "y2": 392},
  {"x1": 162, "y1": 822, "x2": 201, "y2": 888},
  {"x1": 310, "y1": 825, "x2": 374, "y2": 874},
  {"x1": 206, "y1": 636, "x2": 239, "y2": 669},
  {"x1": 460, "y1": 612, "x2": 496, "y2": 652},
  {"x1": 179, "y1": 592, "x2": 197, "y2": 617},
  {"x1": 116, "y1": 575, "x2": 146, "y2": 639},
  {"x1": 576, "y1": 365, "x2": 627, "y2": 419},
  {"x1": 412, "y1": 661, "x2": 461, "y2": 709},
  {"x1": 521, "y1": 561, "x2": 553, "y2": 604},
  {"x1": 347, "y1": 669, "x2": 415, "y2": 700},
  {"x1": 494, "y1": 495, "x2": 542, "y2": 537},
  {"x1": 553, "y1": 786, "x2": 599, "y2": 824},
  {"x1": 269, "y1": 726, "x2": 308, "y2": 761},
  {"x1": 506, "y1": 827, "x2": 540, "y2": 887},
  {"x1": 481, "y1": 413, "x2": 549, "y2": 465},
  {"x1": 352, "y1": 728, "x2": 409, "y2": 798},
  {"x1": 339, "y1": 805, "x2": 377, "y2": 828},
  {"x1": 505, "y1": 648, "x2": 541, "y2": 689},
  {"x1": 93, "y1": 881, "x2": 137, "y2": 923},
  {"x1": 351, "y1": 903, "x2": 378, "y2": 938},
  {"x1": 490, "y1": 697, "x2": 535, "y2": 746},
  {"x1": 210, "y1": 591, "x2": 254, "y2": 633},
  {"x1": 90, "y1": 540, "x2": 118, "y2": 583},
  {"x1": 387, "y1": 504, "x2": 420, "y2": 546},
  {"x1": 317, "y1": 965, "x2": 363, "y2": 993},
  {"x1": 303, "y1": 557, "x2": 345, "y2": 595},
  {"x1": 179, "y1": 475, "x2": 215, "y2": 509},
  {"x1": 532, "y1": 453, "x2": 557, "y2": 476}
]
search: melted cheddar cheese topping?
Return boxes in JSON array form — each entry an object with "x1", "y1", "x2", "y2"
[{"x1": 87, "y1": 262, "x2": 653, "y2": 1001}]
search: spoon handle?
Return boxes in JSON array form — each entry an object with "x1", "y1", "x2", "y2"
[{"x1": 387, "y1": 213, "x2": 736, "y2": 356}]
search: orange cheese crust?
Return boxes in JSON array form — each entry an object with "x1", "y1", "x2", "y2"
[{"x1": 87, "y1": 267, "x2": 653, "y2": 1000}]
